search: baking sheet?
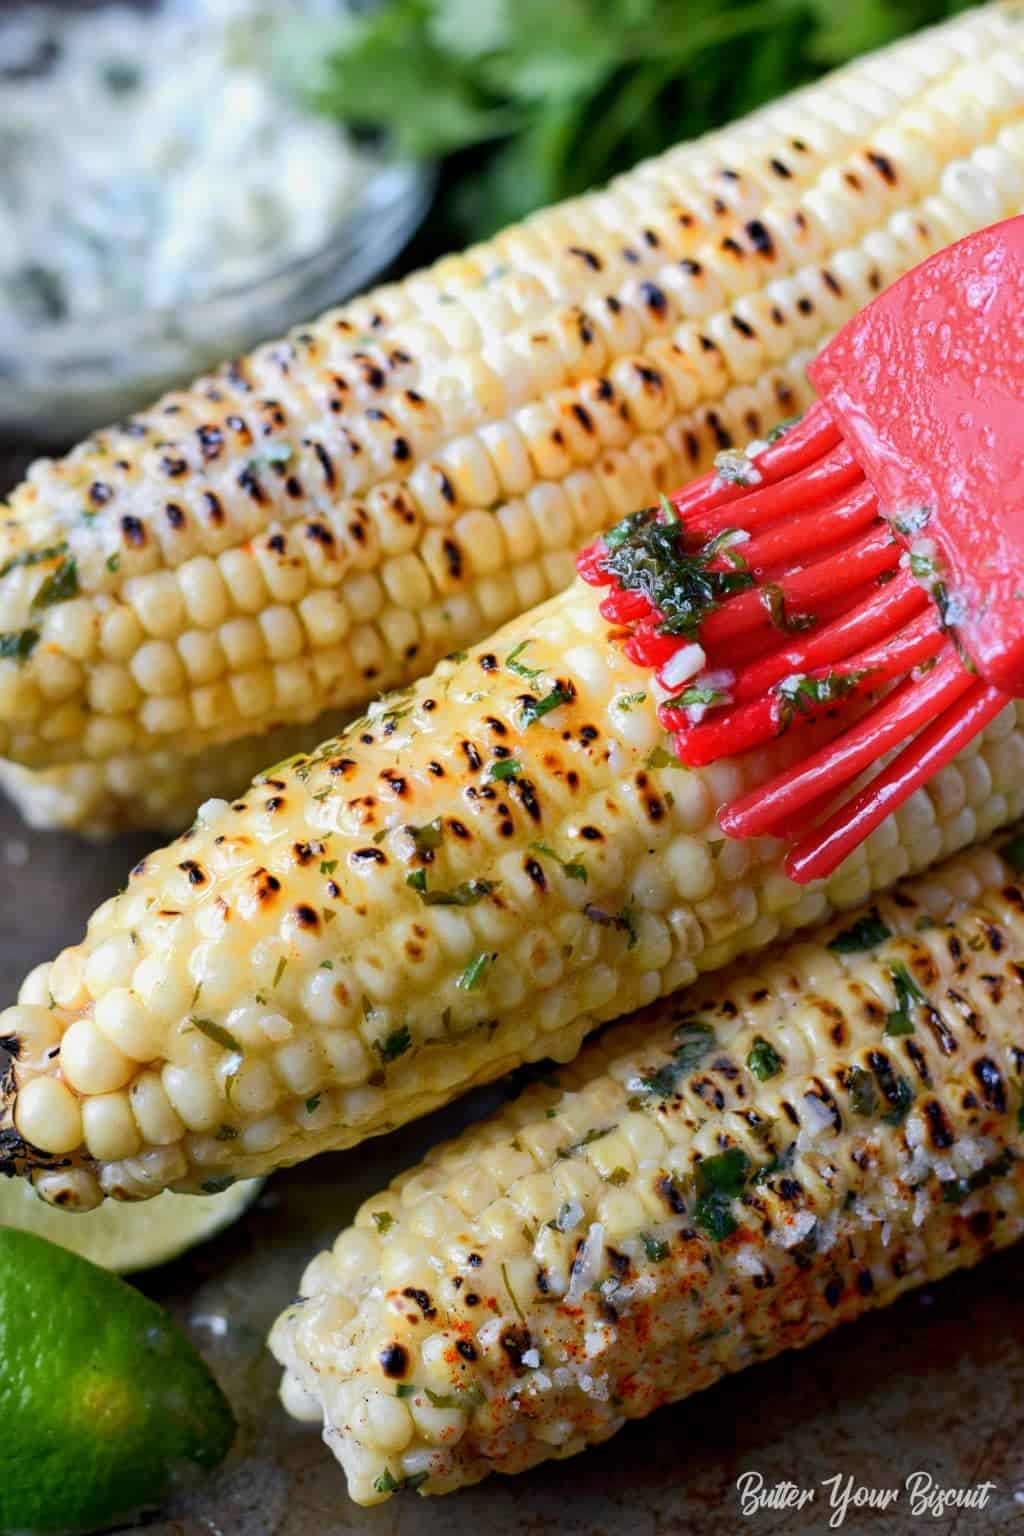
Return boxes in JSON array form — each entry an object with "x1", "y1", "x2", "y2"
[{"x1": 0, "y1": 796, "x2": 1022, "y2": 1536}]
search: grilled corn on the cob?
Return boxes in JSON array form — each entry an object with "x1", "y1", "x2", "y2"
[
  {"x1": 270, "y1": 836, "x2": 1024, "y2": 1502},
  {"x1": 0, "y1": 713, "x2": 350, "y2": 839},
  {"x1": 3, "y1": 574, "x2": 1023, "y2": 1208},
  {"x1": 1, "y1": 6, "x2": 1023, "y2": 775}
]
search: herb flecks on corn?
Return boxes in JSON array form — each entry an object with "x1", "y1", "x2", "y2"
[
  {"x1": 1, "y1": 6, "x2": 1023, "y2": 771},
  {"x1": 270, "y1": 838, "x2": 1024, "y2": 1502},
  {"x1": 3, "y1": 576, "x2": 1024, "y2": 1209}
]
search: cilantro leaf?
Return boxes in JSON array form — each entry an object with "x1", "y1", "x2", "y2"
[
  {"x1": 0, "y1": 629, "x2": 39, "y2": 663},
  {"x1": 639, "y1": 1020, "x2": 714, "y2": 1097},
  {"x1": 885, "y1": 962, "x2": 927, "y2": 1037},
  {"x1": 828, "y1": 911, "x2": 892, "y2": 953},
  {"x1": 746, "y1": 1037, "x2": 782, "y2": 1082}
]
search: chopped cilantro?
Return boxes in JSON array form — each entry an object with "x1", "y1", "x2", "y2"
[
  {"x1": 615, "y1": 691, "x2": 647, "y2": 711},
  {"x1": 753, "y1": 1142, "x2": 796, "y2": 1185},
  {"x1": 0, "y1": 541, "x2": 68, "y2": 579},
  {"x1": 767, "y1": 415, "x2": 802, "y2": 443},
  {"x1": 320, "y1": 859, "x2": 338, "y2": 875},
  {"x1": 775, "y1": 670, "x2": 863, "y2": 730},
  {"x1": 373, "y1": 1469, "x2": 428, "y2": 1494},
  {"x1": 658, "y1": 492, "x2": 679, "y2": 526},
  {"x1": 617, "y1": 902, "x2": 639, "y2": 949},
  {"x1": 375, "y1": 1025, "x2": 412, "y2": 1063},
  {"x1": 188, "y1": 1017, "x2": 243, "y2": 1053},
  {"x1": 880, "y1": 1076, "x2": 915, "y2": 1126},
  {"x1": 694, "y1": 1147, "x2": 750, "y2": 1241},
  {"x1": 669, "y1": 683, "x2": 729, "y2": 710},
  {"x1": 828, "y1": 911, "x2": 892, "y2": 953},
  {"x1": 411, "y1": 876, "x2": 496, "y2": 906},
  {"x1": 638, "y1": 1020, "x2": 714, "y2": 1097},
  {"x1": 760, "y1": 582, "x2": 815, "y2": 632},
  {"x1": 0, "y1": 629, "x2": 39, "y2": 663},
  {"x1": 371, "y1": 1210, "x2": 393, "y2": 1234},
  {"x1": 909, "y1": 549, "x2": 938, "y2": 584},
  {"x1": 530, "y1": 842, "x2": 587, "y2": 882},
  {"x1": 941, "y1": 1150, "x2": 1014, "y2": 1205},
  {"x1": 489, "y1": 757, "x2": 521, "y2": 781},
  {"x1": 747, "y1": 1037, "x2": 782, "y2": 1081},
  {"x1": 885, "y1": 962, "x2": 926, "y2": 1036},
  {"x1": 641, "y1": 1233, "x2": 669, "y2": 1263},
  {"x1": 409, "y1": 818, "x2": 443, "y2": 852},
  {"x1": 501, "y1": 1261, "x2": 525, "y2": 1321},
  {"x1": 31, "y1": 555, "x2": 79, "y2": 609},
  {"x1": 506, "y1": 639, "x2": 541, "y2": 679},
  {"x1": 848, "y1": 1067, "x2": 878, "y2": 1117},
  {"x1": 645, "y1": 744, "x2": 680, "y2": 771},
  {"x1": 520, "y1": 684, "x2": 573, "y2": 725},
  {"x1": 559, "y1": 1125, "x2": 613, "y2": 1158},
  {"x1": 598, "y1": 505, "x2": 752, "y2": 638},
  {"x1": 457, "y1": 951, "x2": 493, "y2": 990},
  {"x1": 305, "y1": 1095, "x2": 321, "y2": 1114}
]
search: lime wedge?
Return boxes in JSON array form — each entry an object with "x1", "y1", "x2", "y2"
[
  {"x1": 0, "y1": 1227, "x2": 235, "y2": 1533},
  {"x1": 0, "y1": 1174, "x2": 261, "y2": 1272}
]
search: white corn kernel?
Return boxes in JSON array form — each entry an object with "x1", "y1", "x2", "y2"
[
  {"x1": 82, "y1": 1092, "x2": 141, "y2": 1160},
  {"x1": 60, "y1": 1018, "x2": 135, "y2": 1095},
  {"x1": 15, "y1": 1075, "x2": 83, "y2": 1154}
]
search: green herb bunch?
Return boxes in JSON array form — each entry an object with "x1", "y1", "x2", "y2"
[{"x1": 288, "y1": 0, "x2": 973, "y2": 250}]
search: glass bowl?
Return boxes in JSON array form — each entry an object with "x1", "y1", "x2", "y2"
[{"x1": 0, "y1": 156, "x2": 434, "y2": 448}]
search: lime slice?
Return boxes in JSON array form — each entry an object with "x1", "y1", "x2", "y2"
[
  {"x1": 0, "y1": 1174, "x2": 261, "y2": 1272},
  {"x1": 0, "y1": 1227, "x2": 235, "y2": 1533}
]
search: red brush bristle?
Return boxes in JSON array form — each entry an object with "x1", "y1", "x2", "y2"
[
  {"x1": 672, "y1": 609, "x2": 946, "y2": 767},
  {"x1": 785, "y1": 682, "x2": 1009, "y2": 884},
  {"x1": 575, "y1": 220, "x2": 1024, "y2": 883}
]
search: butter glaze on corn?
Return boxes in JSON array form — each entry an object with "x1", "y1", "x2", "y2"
[
  {"x1": 1, "y1": 6, "x2": 1024, "y2": 773},
  {"x1": 3, "y1": 576, "x2": 1024, "y2": 1208},
  {"x1": 270, "y1": 838, "x2": 1024, "y2": 1502}
]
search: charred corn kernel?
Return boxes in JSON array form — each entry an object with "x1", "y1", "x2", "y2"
[
  {"x1": 0, "y1": 10, "x2": 1019, "y2": 775},
  {"x1": 0, "y1": 1004, "x2": 60, "y2": 1070},
  {"x1": 4, "y1": 566, "x2": 1024, "y2": 1208},
  {"x1": 270, "y1": 837, "x2": 1024, "y2": 1503}
]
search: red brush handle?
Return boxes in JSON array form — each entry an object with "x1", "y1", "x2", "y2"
[{"x1": 809, "y1": 215, "x2": 1024, "y2": 699}]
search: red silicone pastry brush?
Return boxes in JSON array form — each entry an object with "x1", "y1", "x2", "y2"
[{"x1": 577, "y1": 216, "x2": 1024, "y2": 885}]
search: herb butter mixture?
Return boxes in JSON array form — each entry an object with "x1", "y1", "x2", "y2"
[{"x1": 0, "y1": 0, "x2": 371, "y2": 339}]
